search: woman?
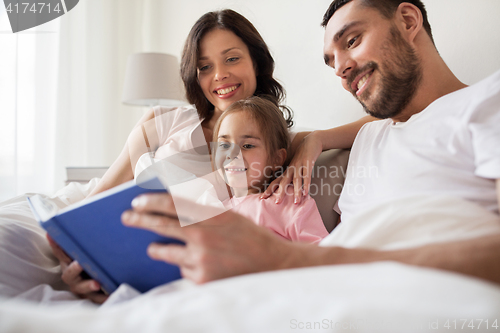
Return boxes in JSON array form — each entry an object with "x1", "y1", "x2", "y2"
[
  {"x1": 52, "y1": 9, "x2": 373, "y2": 303},
  {"x1": 86, "y1": 9, "x2": 294, "y2": 198}
]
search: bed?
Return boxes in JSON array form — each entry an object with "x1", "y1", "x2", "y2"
[{"x1": 0, "y1": 149, "x2": 499, "y2": 333}]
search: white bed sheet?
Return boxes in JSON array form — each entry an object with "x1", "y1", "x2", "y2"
[
  {"x1": 1, "y1": 263, "x2": 500, "y2": 333},
  {"x1": 1, "y1": 181, "x2": 500, "y2": 332}
]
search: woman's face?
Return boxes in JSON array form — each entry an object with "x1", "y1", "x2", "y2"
[{"x1": 197, "y1": 29, "x2": 257, "y2": 114}]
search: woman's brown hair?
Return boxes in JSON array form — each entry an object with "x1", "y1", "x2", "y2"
[{"x1": 180, "y1": 9, "x2": 293, "y2": 127}]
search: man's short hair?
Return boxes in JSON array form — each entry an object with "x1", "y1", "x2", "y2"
[{"x1": 321, "y1": 0, "x2": 434, "y2": 45}]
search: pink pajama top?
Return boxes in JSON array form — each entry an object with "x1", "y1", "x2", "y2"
[{"x1": 226, "y1": 188, "x2": 329, "y2": 244}]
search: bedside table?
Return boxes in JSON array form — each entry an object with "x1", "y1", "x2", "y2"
[{"x1": 66, "y1": 167, "x2": 108, "y2": 184}]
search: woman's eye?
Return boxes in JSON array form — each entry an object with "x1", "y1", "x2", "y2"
[
  {"x1": 198, "y1": 65, "x2": 210, "y2": 72},
  {"x1": 242, "y1": 144, "x2": 254, "y2": 149},
  {"x1": 227, "y1": 57, "x2": 239, "y2": 63},
  {"x1": 218, "y1": 142, "x2": 230, "y2": 149},
  {"x1": 347, "y1": 36, "x2": 358, "y2": 48}
]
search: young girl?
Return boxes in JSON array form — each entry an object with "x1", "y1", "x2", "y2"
[{"x1": 213, "y1": 96, "x2": 329, "y2": 243}]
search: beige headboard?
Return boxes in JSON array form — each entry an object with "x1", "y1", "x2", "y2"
[{"x1": 309, "y1": 149, "x2": 350, "y2": 232}]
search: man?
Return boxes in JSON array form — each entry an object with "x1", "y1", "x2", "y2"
[{"x1": 123, "y1": 0, "x2": 500, "y2": 285}]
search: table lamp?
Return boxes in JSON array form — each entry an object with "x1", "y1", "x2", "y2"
[{"x1": 122, "y1": 53, "x2": 186, "y2": 107}]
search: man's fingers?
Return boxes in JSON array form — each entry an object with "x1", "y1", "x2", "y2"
[
  {"x1": 131, "y1": 193, "x2": 177, "y2": 216},
  {"x1": 132, "y1": 192, "x2": 226, "y2": 225},
  {"x1": 148, "y1": 243, "x2": 214, "y2": 284},
  {"x1": 147, "y1": 243, "x2": 190, "y2": 267},
  {"x1": 122, "y1": 210, "x2": 188, "y2": 241}
]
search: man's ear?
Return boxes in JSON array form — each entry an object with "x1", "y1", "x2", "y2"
[
  {"x1": 274, "y1": 148, "x2": 287, "y2": 167},
  {"x1": 396, "y1": 3, "x2": 423, "y2": 43}
]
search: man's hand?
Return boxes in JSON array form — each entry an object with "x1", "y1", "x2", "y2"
[
  {"x1": 261, "y1": 131, "x2": 323, "y2": 204},
  {"x1": 121, "y1": 192, "x2": 500, "y2": 286},
  {"x1": 121, "y1": 193, "x2": 304, "y2": 283}
]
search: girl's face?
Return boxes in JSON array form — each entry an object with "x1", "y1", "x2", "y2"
[
  {"x1": 197, "y1": 29, "x2": 257, "y2": 114},
  {"x1": 215, "y1": 111, "x2": 272, "y2": 197}
]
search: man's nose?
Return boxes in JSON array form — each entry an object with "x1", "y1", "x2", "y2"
[{"x1": 335, "y1": 56, "x2": 355, "y2": 78}]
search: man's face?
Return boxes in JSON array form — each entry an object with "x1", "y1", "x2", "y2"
[{"x1": 323, "y1": 1, "x2": 422, "y2": 119}]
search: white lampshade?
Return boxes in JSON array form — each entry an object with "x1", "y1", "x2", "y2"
[{"x1": 122, "y1": 53, "x2": 186, "y2": 107}]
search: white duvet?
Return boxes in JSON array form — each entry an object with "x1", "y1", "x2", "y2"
[{"x1": 0, "y1": 181, "x2": 499, "y2": 333}]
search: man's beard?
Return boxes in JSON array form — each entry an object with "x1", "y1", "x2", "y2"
[{"x1": 348, "y1": 26, "x2": 423, "y2": 119}]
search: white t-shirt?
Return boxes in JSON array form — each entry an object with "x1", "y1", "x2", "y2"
[
  {"x1": 338, "y1": 70, "x2": 500, "y2": 224},
  {"x1": 135, "y1": 105, "x2": 210, "y2": 182}
]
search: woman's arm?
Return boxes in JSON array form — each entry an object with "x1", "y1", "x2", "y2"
[
  {"x1": 263, "y1": 115, "x2": 376, "y2": 203},
  {"x1": 87, "y1": 108, "x2": 160, "y2": 197},
  {"x1": 286, "y1": 131, "x2": 311, "y2": 165}
]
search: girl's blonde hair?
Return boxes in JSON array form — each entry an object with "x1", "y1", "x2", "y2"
[{"x1": 212, "y1": 96, "x2": 290, "y2": 166}]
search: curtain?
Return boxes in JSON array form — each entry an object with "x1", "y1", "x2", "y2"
[
  {"x1": 0, "y1": 0, "x2": 166, "y2": 201},
  {"x1": 0, "y1": 10, "x2": 59, "y2": 202},
  {"x1": 52, "y1": 0, "x2": 166, "y2": 192}
]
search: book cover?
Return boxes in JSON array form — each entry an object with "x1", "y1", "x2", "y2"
[{"x1": 28, "y1": 177, "x2": 184, "y2": 294}]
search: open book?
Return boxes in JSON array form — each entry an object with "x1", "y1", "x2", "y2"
[{"x1": 28, "y1": 177, "x2": 183, "y2": 294}]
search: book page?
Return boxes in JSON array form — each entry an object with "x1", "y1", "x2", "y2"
[{"x1": 27, "y1": 194, "x2": 59, "y2": 222}]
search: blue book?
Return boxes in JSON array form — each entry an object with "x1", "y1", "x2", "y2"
[{"x1": 27, "y1": 177, "x2": 184, "y2": 294}]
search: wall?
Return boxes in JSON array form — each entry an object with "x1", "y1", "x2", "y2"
[
  {"x1": 148, "y1": 0, "x2": 500, "y2": 131},
  {"x1": 13, "y1": 0, "x2": 499, "y2": 192}
]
